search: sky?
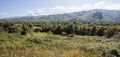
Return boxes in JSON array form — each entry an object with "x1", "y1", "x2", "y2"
[{"x1": 0, "y1": 0, "x2": 120, "y2": 18}]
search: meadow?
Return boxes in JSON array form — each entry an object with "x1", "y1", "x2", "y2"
[{"x1": 0, "y1": 22, "x2": 120, "y2": 57}]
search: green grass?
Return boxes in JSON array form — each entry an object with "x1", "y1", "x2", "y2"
[{"x1": 0, "y1": 32, "x2": 120, "y2": 57}]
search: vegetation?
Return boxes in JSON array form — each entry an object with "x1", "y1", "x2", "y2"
[{"x1": 0, "y1": 22, "x2": 120, "y2": 57}]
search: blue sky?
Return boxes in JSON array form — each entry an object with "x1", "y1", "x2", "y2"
[{"x1": 0, "y1": 0, "x2": 120, "y2": 18}]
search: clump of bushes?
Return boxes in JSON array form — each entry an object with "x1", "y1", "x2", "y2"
[
  {"x1": 102, "y1": 49, "x2": 120, "y2": 57},
  {"x1": 112, "y1": 32, "x2": 120, "y2": 39}
]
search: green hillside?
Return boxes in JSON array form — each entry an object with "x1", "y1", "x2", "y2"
[{"x1": 1, "y1": 9, "x2": 120, "y2": 22}]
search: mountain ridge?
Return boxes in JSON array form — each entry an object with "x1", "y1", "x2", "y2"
[{"x1": 0, "y1": 9, "x2": 120, "y2": 22}]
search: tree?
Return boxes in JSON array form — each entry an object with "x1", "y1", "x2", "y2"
[
  {"x1": 8, "y1": 26, "x2": 21, "y2": 33},
  {"x1": 34, "y1": 27, "x2": 42, "y2": 33},
  {"x1": 106, "y1": 28, "x2": 116, "y2": 38},
  {"x1": 3, "y1": 22, "x2": 14, "y2": 30},
  {"x1": 91, "y1": 26, "x2": 97, "y2": 36},
  {"x1": 21, "y1": 24, "x2": 29, "y2": 35},
  {"x1": 97, "y1": 27, "x2": 106, "y2": 36},
  {"x1": 66, "y1": 24, "x2": 75, "y2": 34},
  {"x1": 75, "y1": 24, "x2": 80, "y2": 35},
  {"x1": 54, "y1": 25, "x2": 62, "y2": 34}
]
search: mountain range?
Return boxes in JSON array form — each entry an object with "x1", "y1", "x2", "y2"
[{"x1": 1, "y1": 9, "x2": 120, "y2": 22}]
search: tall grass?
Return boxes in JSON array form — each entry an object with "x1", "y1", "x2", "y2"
[{"x1": 0, "y1": 32, "x2": 119, "y2": 57}]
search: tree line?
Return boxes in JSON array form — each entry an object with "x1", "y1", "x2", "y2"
[{"x1": 0, "y1": 22, "x2": 120, "y2": 38}]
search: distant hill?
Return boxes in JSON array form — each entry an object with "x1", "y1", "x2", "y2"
[{"x1": 1, "y1": 9, "x2": 120, "y2": 22}]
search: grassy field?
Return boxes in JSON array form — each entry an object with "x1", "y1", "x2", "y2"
[{"x1": 0, "y1": 32, "x2": 120, "y2": 57}]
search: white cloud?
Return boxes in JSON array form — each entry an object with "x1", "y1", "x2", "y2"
[
  {"x1": 67, "y1": 5, "x2": 81, "y2": 12},
  {"x1": 81, "y1": 3, "x2": 93, "y2": 10},
  {"x1": 48, "y1": 5, "x2": 81, "y2": 14},
  {"x1": 52, "y1": 6, "x2": 66, "y2": 11},
  {"x1": 26, "y1": 1, "x2": 120, "y2": 16},
  {"x1": 27, "y1": 10, "x2": 44, "y2": 16},
  {"x1": 80, "y1": 1, "x2": 120, "y2": 10},
  {"x1": 27, "y1": 10, "x2": 33, "y2": 14},
  {"x1": 0, "y1": 12, "x2": 8, "y2": 15},
  {"x1": 36, "y1": 9, "x2": 44, "y2": 13},
  {"x1": 27, "y1": 10, "x2": 36, "y2": 16},
  {"x1": 105, "y1": 4, "x2": 120, "y2": 10},
  {"x1": 94, "y1": 1, "x2": 105, "y2": 6},
  {"x1": 27, "y1": 5, "x2": 81, "y2": 16}
]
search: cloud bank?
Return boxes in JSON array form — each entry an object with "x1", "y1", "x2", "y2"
[{"x1": 27, "y1": 1, "x2": 120, "y2": 16}]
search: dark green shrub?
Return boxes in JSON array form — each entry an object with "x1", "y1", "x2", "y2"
[
  {"x1": 102, "y1": 49, "x2": 120, "y2": 57},
  {"x1": 21, "y1": 31, "x2": 27, "y2": 35},
  {"x1": 110, "y1": 49, "x2": 120, "y2": 57},
  {"x1": 34, "y1": 28, "x2": 42, "y2": 32}
]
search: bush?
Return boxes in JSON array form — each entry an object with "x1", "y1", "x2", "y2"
[
  {"x1": 112, "y1": 32, "x2": 120, "y2": 39},
  {"x1": 34, "y1": 27, "x2": 42, "y2": 32},
  {"x1": 110, "y1": 49, "x2": 120, "y2": 57},
  {"x1": 102, "y1": 49, "x2": 120, "y2": 57},
  {"x1": 27, "y1": 38, "x2": 43, "y2": 44}
]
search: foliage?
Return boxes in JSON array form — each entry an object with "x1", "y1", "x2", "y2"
[{"x1": 0, "y1": 22, "x2": 120, "y2": 57}]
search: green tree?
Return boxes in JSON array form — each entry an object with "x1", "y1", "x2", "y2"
[
  {"x1": 66, "y1": 24, "x2": 75, "y2": 34},
  {"x1": 54, "y1": 25, "x2": 62, "y2": 34},
  {"x1": 106, "y1": 28, "x2": 116, "y2": 38},
  {"x1": 91, "y1": 26, "x2": 97, "y2": 36},
  {"x1": 21, "y1": 24, "x2": 29, "y2": 35},
  {"x1": 97, "y1": 27, "x2": 106, "y2": 36}
]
